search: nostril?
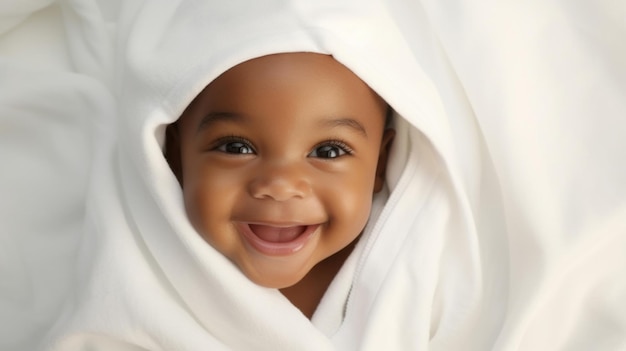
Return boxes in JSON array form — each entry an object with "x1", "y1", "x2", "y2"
[{"x1": 248, "y1": 177, "x2": 311, "y2": 201}]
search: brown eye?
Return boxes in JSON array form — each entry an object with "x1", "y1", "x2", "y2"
[
  {"x1": 220, "y1": 142, "x2": 254, "y2": 154},
  {"x1": 212, "y1": 136, "x2": 256, "y2": 155},
  {"x1": 308, "y1": 141, "x2": 352, "y2": 159}
]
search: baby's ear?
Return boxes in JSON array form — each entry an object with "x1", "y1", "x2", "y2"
[
  {"x1": 373, "y1": 128, "x2": 395, "y2": 193},
  {"x1": 164, "y1": 123, "x2": 183, "y2": 186}
]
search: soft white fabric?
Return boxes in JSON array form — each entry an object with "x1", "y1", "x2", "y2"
[
  {"x1": 0, "y1": 4, "x2": 111, "y2": 350},
  {"x1": 1, "y1": 0, "x2": 625, "y2": 350}
]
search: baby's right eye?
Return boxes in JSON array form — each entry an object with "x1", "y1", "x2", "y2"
[{"x1": 213, "y1": 137, "x2": 256, "y2": 155}]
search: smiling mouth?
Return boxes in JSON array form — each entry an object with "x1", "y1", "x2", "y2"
[{"x1": 237, "y1": 223, "x2": 320, "y2": 256}]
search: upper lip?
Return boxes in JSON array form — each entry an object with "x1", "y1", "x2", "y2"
[{"x1": 235, "y1": 220, "x2": 323, "y2": 228}]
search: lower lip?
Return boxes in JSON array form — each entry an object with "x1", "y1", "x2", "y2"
[{"x1": 236, "y1": 223, "x2": 320, "y2": 256}]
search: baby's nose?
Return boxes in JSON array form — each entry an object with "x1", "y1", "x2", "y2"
[{"x1": 247, "y1": 161, "x2": 312, "y2": 201}]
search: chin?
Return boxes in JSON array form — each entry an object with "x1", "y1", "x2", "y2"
[
  {"x1": 239, "y1": 259, "x2": 312, "y2": 289},
  {"x1": 247, "y1": 269, "x2": 308, "y2": 289},
  {"x1": 255, "y1": 279, "x2": 298, "y2": 290}
]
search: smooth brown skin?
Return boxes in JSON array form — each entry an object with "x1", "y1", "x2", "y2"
[{"x1": 166, "y1": 53, "x2": 394, "y2": 318}]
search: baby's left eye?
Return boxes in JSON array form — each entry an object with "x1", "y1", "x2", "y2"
[{"x1": 308, "y1": 141, "x2": 353, "y2": 159}]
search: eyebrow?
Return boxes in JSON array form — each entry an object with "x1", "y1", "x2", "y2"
[
  {"x1": 320, "y1": 117, "x2": 368, "y2": 138},
  {"x1": 196, "y1": 112, "x2": 368, "y2": 138},
  {"x1": 196, "y1": 112, "x2": 244, "y2": 134}
]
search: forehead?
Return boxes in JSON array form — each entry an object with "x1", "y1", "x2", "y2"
[{"x1": 179, "y1": 52, "x2": 387, "y2": 131}]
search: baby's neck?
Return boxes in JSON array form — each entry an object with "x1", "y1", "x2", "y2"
[{"x1": 279, "y1": 240, "x2": 357, "y2": 319}]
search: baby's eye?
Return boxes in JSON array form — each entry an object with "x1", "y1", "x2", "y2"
[
  {"x1": 308, "y1": 141, "x2": 353, "y2": 159},
  {"x1": 213, "y1": 137, "x2": 255, "y2": 155}
]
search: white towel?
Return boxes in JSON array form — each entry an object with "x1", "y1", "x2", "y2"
[
  {"x1": 0, "y1": 3, "x2": 113, "y2": 350},
  {"x1": 1, "y1": 0, "x2": 625, "y2": 350}
]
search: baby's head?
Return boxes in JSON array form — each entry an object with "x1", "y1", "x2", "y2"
[{"x1": 166, "y1": 52, "x2": 393, "y2": 288}]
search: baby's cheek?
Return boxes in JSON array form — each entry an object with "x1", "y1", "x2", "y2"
[
  {"x1": 331, "y1": 181, "x2": 373, "y2": 229},
  {"x1": 183, "y1": 173, "x2": 220, "y2": 230}
]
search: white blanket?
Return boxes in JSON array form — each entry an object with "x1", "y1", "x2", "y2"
[{"x1": 1, "y1": 0, "x2": 625, "y2": 350}]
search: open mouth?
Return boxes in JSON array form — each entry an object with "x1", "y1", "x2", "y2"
[{"x1": 237, "y1": 222, "x2": 320, "y2": 256}]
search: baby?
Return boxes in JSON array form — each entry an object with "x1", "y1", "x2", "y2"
[{"x1": 165, "y1": 52, "x2": 394, "y2": 318}]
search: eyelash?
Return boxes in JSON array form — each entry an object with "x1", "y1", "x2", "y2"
[
  {"x1": 209, "y1": 135, "x2": 354, "y2": 158},
  {"x1": 210, "y1": 135, "x2": 256, "y2": 154},
  {"x1": 310, "y1": 139, "x2": 354, "y2": 158}
]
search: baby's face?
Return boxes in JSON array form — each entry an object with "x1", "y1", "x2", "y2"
[{"x1": 173, "y1": 53, "x2": 392, "y2": 288}]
